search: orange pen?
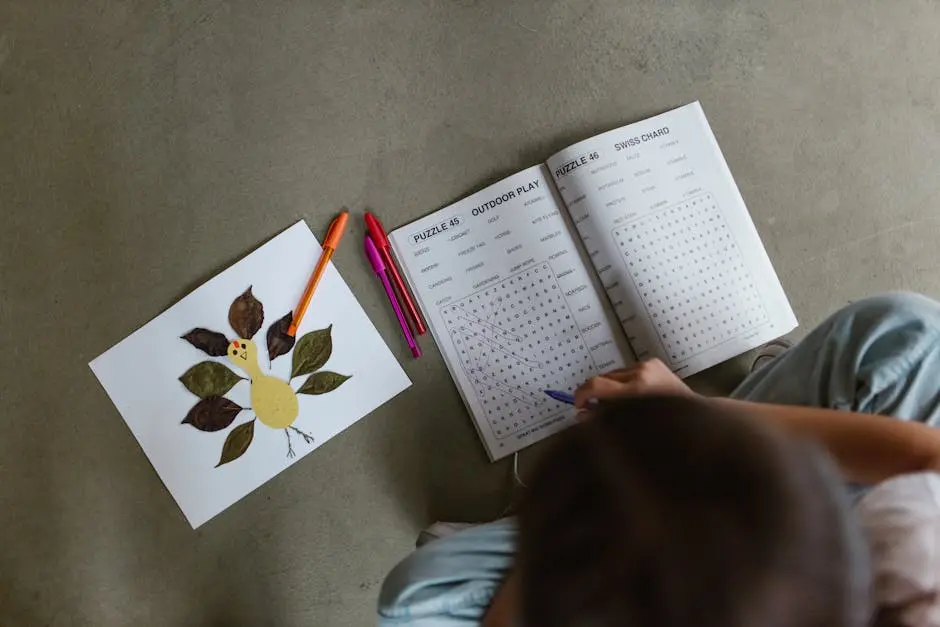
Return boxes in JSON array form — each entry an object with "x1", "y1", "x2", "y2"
[{"x1": 287, "y1": 210, "x2": 349, "y2": 337}]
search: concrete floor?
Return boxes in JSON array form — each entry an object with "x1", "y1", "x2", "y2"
[{"x1": 2, "y1": 0, "x2": 940, "y2": 624}]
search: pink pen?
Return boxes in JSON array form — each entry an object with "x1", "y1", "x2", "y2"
[{"x1": 365, "y1": 234, "x2": 421, "y2": 358}]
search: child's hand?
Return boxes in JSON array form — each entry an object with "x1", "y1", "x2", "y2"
[{"x1": 574, "y1": 359, "x2": 695, "y2": 408}]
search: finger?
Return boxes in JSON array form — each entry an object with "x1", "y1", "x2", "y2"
[
  {"x1": 575, "y1": 410, "x2": 593, "y2": 423},
  {"x1": 574, "y1": 376, "x2": 635, "y2": 408},
  {"x1": 599, "y1": 368, "x2": 639, "y2": 383}
]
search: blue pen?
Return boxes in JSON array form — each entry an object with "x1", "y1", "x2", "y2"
[
  {"x1": 544, "y1": 389, "x2": 578, "y2": 405},
  {"x1": 544, "y1": 389, "x2": 599, "y2": 407}
]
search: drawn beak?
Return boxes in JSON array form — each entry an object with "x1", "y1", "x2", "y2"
[{"x1": 239, "y1": 353, "x2": 247, "y2": 361}]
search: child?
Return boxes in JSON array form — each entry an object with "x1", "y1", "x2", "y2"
[{"x1": 379, "y1": 293, "x2": 940, "y2": 627}]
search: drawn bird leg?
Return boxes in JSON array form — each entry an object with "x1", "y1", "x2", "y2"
[
  {"x1": 289, "y1": 425, "x2": 315, "y2": 444},
  {"x1": 285, "y1": 429, "x2": 296, "y2": 458}
]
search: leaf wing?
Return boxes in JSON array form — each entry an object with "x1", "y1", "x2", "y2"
[
  {"x1": 181, "y1": 328, "x2": 230, "y2": 356},
  {"x1": 179, "y1": 361, "x2": 244, "y2": 398},
  {"x1": 266, "y1": 311, "x2": 296, "y2": 362},
  {"x1": 229, "y1": 286, "x2": 264, "y2": 339},
  {"x1": 291, "y1": 325, "x2": 333, "y2": 378},
  {"x1": 297, "y1": 371, "x2": 351, "y2": 395},
  {"x1": 182, "y1": 397, "x2": 242, "y2": 431},
  {"x1": 216, "y1": 420, "x2": 254, "y2": 467}
]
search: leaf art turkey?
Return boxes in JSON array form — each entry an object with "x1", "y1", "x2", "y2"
[{"x1": 180, "y1": 287, "x2": 352, "y2": 466}]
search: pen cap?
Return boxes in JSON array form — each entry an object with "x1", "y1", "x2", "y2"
[
  {"x1": 324, "y1": 210, "x2": 349, "y2": 249},
  {"x1": 364, "y1": 212, "x2": 390, "y2": 249},
  {"x1": 364, "y1": 235, "x2": 386, "y2": 273}
]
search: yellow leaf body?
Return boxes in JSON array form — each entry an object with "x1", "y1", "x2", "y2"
[{"x1": 227, "y1": 339, "x2": 299, "y2": 429}]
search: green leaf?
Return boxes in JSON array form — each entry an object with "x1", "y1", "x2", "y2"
[
  {"x1": 266, "y1": 311, "x2": 296, "y2": 362},
  {"x1": 179, "y1": 361, "x2": 244, "y2": 398},
  {"x1": 229, "y1": 286, "x2": 264, "y2": 339},
  {"x1": 291, "y1": 325, "x2": 333, "y2": 378},
  {"x1": 216, "y1": 420, "x2": 254, "y2": 467},
  {"x1": 182, "y1": 397, "x2": 242, "y2": 432},
  {"x1": 297, "y1": 371, "x2": 351, "y2": 395},
  {"x1": 181, "y1": 328, "x2": 230, "y2": 356}
]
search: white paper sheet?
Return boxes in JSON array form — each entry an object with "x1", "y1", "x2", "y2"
[{"x1": 90, "y1": 220, "x2": 411, "y2": 528}]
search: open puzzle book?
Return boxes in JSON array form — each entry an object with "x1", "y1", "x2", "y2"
[
  {"x1": 90, "y1": 221, "x2": 411, "y2": 527},
  {"x1": 390, "y1": 102, "x2": 796, "y2": 461}
]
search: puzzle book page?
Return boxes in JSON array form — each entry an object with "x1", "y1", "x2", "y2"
[
  {"x1": 90, "y1": 221, "x2": 411, "y2": 528},
  {"x1": 546, "y1": 102, "x2": 797, "y2": 377},
  {"x1": 390, "y1": 165, "x2": 628, "y2": 460}
]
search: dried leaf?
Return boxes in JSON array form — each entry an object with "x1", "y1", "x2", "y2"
[
  {"x1": 266, "y1": 311, "x2": 296, "y2": 362},
  {"x1": 179, "y1": 361, "x2": 244, "y2": 398},
  {"x1": 228, "y1": 286, "x2": 264, "y2": 339},
  {"x1": 182, "y1": 396, "x2": 242, "y2": 432},
  {"x1": 297, "y1": 371, "x2": 351, "y2": 395},
  {"x1": 181, "y1": 328, "x2": 230, "y2": 356},
  {"x1": 291, "y1": 325, "x2": 333, "y2": 378},
  {"x1": 216, "y1": 420, "x2": 254, "y2": 467}
]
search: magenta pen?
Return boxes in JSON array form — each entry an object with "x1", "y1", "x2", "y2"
[{"x1": 364, "y1": 234, "x2": 421, "y2": 358}]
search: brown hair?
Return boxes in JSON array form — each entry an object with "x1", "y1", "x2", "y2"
[{"x1": 518, "y1": 395, "x2": 870, "y2": 627}]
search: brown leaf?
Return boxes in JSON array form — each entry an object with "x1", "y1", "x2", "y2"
[
  {"x1": 297, "y1": 371, "x2": 351, "y2": 395},
  {"x1": 216, "y1": 420, "x2": 254, "y2": 467},
  {"x1": 182, "y1": 397, "x2": 242, "y2": 432},
  {"x1": 266, "y1": 311, "x2": 296, "y2": 362},
  {"x1": 181, "y1": 328, "x2": 230, "y2": 356},
  {"x1": 228, "y1": 287, "x2": 264, "y2": 339},
  {"x1": 179, "y1": 361, "x2": 244, "y2": 398},
  {"x1": 291, "y1": 325, "x2": 333, "y2": 378}
]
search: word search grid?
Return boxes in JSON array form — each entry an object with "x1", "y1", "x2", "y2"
[
  {"x1": 611, "y1": 193, "x2": 768, "y2": 366},
  {"x1": 440, "y1": 263, "x2": 599, "y2": 439}
]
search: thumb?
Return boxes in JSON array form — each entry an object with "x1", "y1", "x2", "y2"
[{"x1": 574, "y1": 376, "x2": 637, "y2": 408}]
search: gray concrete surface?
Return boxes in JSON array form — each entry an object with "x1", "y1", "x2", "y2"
[{"x1": 2, "y1": 0, "x2": 940, "y2": 624}]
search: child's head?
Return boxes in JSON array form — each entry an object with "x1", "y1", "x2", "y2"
[{"x1": 518, "y1": 395, "x2": 871, "y2": 627}]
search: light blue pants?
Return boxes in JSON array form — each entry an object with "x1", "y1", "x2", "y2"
[{"x1": 378, "y1": 293, "x2": 940, "y2": 626}]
